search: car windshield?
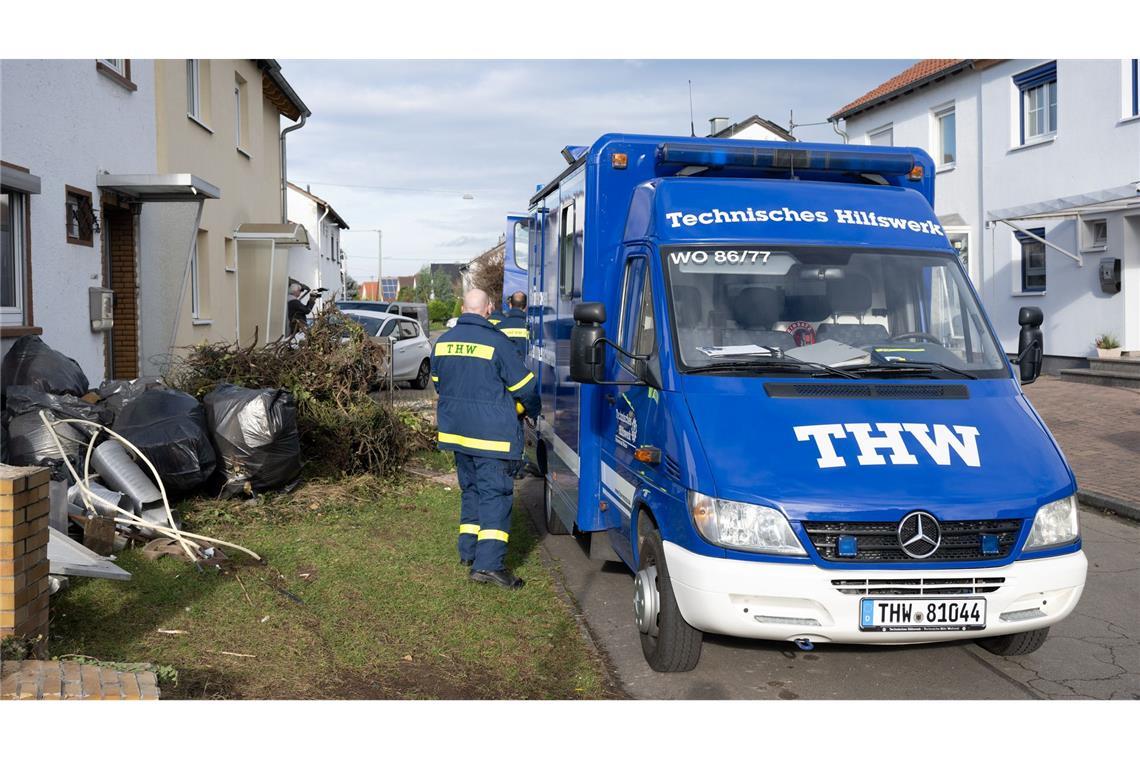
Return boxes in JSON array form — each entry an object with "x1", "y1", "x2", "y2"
[
  {"x1": 342, "y1": 313, "x2": 384, "y2": 335},
  {"x1": 663, "y1": 245, "x2": 1007, "y2": 377}
]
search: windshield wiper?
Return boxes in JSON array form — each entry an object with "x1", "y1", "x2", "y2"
[
  {"x1": 687, "y1": 357, "x2": 859, "y2": 379},
  {"x1": 845, "y1": 361, "x2": 978, "y2": 380}
]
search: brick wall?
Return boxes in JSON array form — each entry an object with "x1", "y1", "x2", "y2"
[
  {"x1": 106, "y1": 207, "x2": 139, "y2": 379},
  {"x1": 0, "y1": 464, "x2": 51, "y2": 657}
]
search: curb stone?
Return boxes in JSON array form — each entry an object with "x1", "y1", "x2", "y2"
[{"x1": 1078, "y1": 489, "x2": 1140, "y2": 523}]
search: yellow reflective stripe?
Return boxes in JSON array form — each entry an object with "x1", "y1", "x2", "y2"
[
  {"x1": 459, "y1": 524, "x2": 480, "y2": 535},
  {"x1": 507, "y1": 372, "x2": 535, "y2": 392},
  {"x1": 501, "y1": 328, "x2": 528, "y2": 339},
  {"x1": 435, "y1": 341, "x2": 495, "y2": 360},
  {"x1": 477, "y1": 529, "x2": 509, "y2": 543},
  {"x1": 488, "y1": 318, "x2": 501, "y2": 325},
  {"x1": 438, "y1": 432, "x2": 512, "y2": 453},
  {"x1": 431, "y1": 375, "x2": 439, "y2": 382}
]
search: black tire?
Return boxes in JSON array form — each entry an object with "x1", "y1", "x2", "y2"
[
  {"x1": 638, "y1": 527, "x2": 702, "y2": 672},
  {"x1": 410, "y1": 359, "x2": 431, "y2": 390},
  {"x1": 543, "y1": 477, "x2": 570, "y2": 535},
  {"x1": 977, "y1": 627, "x2": 1050, "y2": 656}
]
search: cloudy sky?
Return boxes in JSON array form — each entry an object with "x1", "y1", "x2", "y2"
[{"x1": 281, "y1": 59, "x2": 913, "y2": 282}]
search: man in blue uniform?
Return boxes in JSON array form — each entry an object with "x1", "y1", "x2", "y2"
[
  {"x1": 496, "y1": 291, "x2": 529, "y2": 357},
  {"x1": 433, "y1": 289, "x2": 540, "y2": 590}
]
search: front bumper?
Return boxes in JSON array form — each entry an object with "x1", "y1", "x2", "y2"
[{"x1": 663, "y1": 541, "x2": 1087, "y2": 645}]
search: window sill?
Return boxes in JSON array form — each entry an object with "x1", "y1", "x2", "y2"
[
  {"x1": 187, "y1": 113, "x2": 214, "y2": 134},
  {"x1": 96, "y1": 62, "x2": 137, "y2": 92},
  {"x1": 1080, "y1": 246, "x2": 1108, "y2": 254},
  {"x1": 191, "y1": 318, "x2": 213, "y2": 326},
  {"x1": 936, "y1": 163, "x2": 956, "y2": 174},
  {"x1": 236, "y1": 146, "x2": 252, "y2": 160},
  {"x1": 1117, "y1": 114, "x2": 1140, "y2": 126},
  {"x1": 66, "y1": 236, "x2": 95, "y2": 248},
  {"x1": 1011, "y1": 291, "x2": 1046, "y2": 297},
  {"x1": 1008, "y1": 135, "x2": 1055, "y2": 154},
  {"x1": 0, "y1": 325, "x2": 43, "y2": 338}
]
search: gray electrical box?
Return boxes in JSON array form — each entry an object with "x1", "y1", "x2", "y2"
[
  {"x1": 89, "y1": 287, "x2": 114, "y2": 331},
  {"x1": 1099, "y1": 257, "x2": 1121, "y2": 294}
]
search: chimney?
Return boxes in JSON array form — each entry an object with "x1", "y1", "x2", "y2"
[{"x1": 709, "y1": 117, "x2": 730, "y2": 136}]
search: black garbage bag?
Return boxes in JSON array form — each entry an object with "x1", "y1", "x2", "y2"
[
  {"x1": 1, "y1": 335, "x2": 89, "y2": 397},
  {"x1": 3, "y1": 385, "x2": 112, "y2": 427},
  {"x1": 204, "y1": 384, "x2": 301, "y2": 497},
  {"x1": 7, "y1": 410, "x2": 87, "y2": 466},
  {"x1": 112, "y1": 389, "x2": 216, "y2": 493},
  {"x1": 97, "y1": 377, "x2": 165, "y2": 420}
]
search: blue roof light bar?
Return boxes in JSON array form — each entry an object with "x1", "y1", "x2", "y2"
[{"x1": 656, "y1": 142, "x2": 917, "y2": 176}]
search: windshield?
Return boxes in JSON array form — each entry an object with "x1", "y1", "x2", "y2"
[
  {"x1": 663, "y1": 245, "x2": 1007, "y2": 377},
  {"x1": 342, "y1": 313, "x2": 384, "y2": 335}
]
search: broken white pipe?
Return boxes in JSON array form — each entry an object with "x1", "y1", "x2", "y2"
[{"x1": 38, "y1": 412, "x2": 262, "y2": 562}]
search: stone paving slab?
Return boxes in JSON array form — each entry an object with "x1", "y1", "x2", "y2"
[
  {"x1": 1024, "y1": 377, "x2": 1140, "y2": 516},
  {"x1": 1, "y1": 659, "x2": 159, "y2": 700}
]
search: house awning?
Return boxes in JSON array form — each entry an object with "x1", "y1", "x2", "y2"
[
  {"x1": 97, "y1": 173, "x2": 221, "y2": 201},
  {"x1": 987, "y1": 183, "x2": 1140, "y2": 222},
  {"x1": 1, "y1": 165, "x2": 41, "y2": 194},
  {"x1": 233, "y1": 222, "x2": 310, "y2": 248}
]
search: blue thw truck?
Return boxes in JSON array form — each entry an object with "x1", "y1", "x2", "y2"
[{"x1": 506, "y1": 134, "x2": 1086, "y2": 672}]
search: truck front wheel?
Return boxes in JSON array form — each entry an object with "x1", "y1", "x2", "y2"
[
  {"x1": 977, "y1": 627, "x2": 1050, "y2": 656},
  {"x1": 635, "y1": 527, "x2": 702, "y2": 672}
]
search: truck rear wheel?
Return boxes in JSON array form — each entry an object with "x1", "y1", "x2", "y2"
[
  {"x1": 977, "y1": 627, "x2": 1050, "y2": 656},
  {"x1": 543, "y1": 477, "x2": 569, "y2": 535},
  {"x1": 635, "y1": 527, "x2": 702, "y2": 672}
]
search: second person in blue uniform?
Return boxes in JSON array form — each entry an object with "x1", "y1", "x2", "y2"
[
  {"x1": 433, "y1": 288, "x2": 540, "y2": 590},
  {"x1": 496, "y1": 291, "x2": 529, "y2": 357}
]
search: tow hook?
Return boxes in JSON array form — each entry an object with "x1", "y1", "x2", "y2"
[{"x1": 793, "y1": 638, "x2": 814, "y2": 651}]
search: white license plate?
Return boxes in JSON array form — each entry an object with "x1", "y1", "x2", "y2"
[{"x1": 860, "y1": 598, "x2": 987, "y2": 632}]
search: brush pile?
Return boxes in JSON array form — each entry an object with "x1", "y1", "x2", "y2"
[{"x1": 168, "y1": 305, "x2": 417, "y2": 477}]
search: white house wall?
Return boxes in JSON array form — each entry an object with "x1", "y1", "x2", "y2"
[
  {"x1": 286, "y1": 186, "x2": 343, "y2": 300},
  {"x1": 0, "y1": 59, "x2": 158, "y2": 385},
  {"x1": 843, "y1": 59, "x2": 1140, "y2": 358}
]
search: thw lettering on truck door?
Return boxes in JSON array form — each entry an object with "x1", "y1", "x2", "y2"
[{"x1": 792, "y1": 423, "x2": 981, "y2": 469}]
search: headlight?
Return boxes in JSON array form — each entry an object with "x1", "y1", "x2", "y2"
[
  {"x1": 688, "y1": 491, "x2": 806, "y2": 556},
  {"x1": 1025, "y1": 494, "x2": 1080, "y2": 550}
]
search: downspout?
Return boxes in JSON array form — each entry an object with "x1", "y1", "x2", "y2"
[
  {"x1": 829, "y1": 118, "x2": 849, "y2": 144},
  {"x1": 280, "y1": 115, "x2": 307, "y2": 223}
]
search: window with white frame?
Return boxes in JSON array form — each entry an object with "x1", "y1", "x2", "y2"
[
  {"x1": 1018, "y1": 229, "x2": 1047, "y2": 292},
  {"x1": 1131, "y1": 59, "x2": 1138, "y2": 118},
  {"x1": 100, "y1": 59, "x2": 127, "y2": 77},
  {"x1": 187, "y1": 60, "x2": 201, "y2": 119},
  {"x1": 234, "y1": 72, "x2": 249, "y2": 152},
  {"x1": 1, "y1": 191, "x2": 28, "y2": 326},
  {"x1": 1014, "y1": 62, "x2": 1057, "y2": 144},
  {"x1": 934, "y1": 104, "x2": 956, "y2": 166},
  {"x1": 190, "y1": 229, "x2": 209, "y2": 319},
  {"x1": 868, "y1": 124, "x2": 894, "y2": 146},
  {"x1": 1081, "y1": 219, "x2": 1108, "y2": 251}
]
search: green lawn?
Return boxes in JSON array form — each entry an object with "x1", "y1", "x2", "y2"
[{"x1": 49, "y1": 469, "x2": 618, "y2": 699}]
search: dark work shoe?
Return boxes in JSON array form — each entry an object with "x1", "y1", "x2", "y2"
[
  {"x1": 459, "y1": 559, "x2": 473, "y2": 567},
  {"x1": 469, "y1": 568, "x2": 525, "y2": 590}
]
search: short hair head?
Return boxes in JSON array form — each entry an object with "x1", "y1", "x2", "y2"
[
  {"x1": 462, "y1": 288, "x2": 492, "y2": 317},
  {"x1": 509, "y1": 291, "x2": 527, "y2": 310},
  {"x1": 289, "y1": 283, "x2": 303, "y2": 296}
]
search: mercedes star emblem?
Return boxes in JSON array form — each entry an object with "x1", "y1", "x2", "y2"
[{"x1": 898, "y1": 511, "x2": 942, "y2": 559}]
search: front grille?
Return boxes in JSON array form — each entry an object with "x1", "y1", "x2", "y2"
[
  {"x1": 803, "y1": 519, "x2": 1022, "y2": 563},
  {"x1": 831, "y1": 577, "x2": 1006, "y2": 596},
  {"x1": 765, "y1": 383, "x2": 969, "y2": 400}
]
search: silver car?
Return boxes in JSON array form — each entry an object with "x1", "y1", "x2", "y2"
[{"x1": 340, "y1": 310, "x2": 433, "y2": 389}]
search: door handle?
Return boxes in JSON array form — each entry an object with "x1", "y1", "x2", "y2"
[{"x1": 605, "y1": 394, "x2": 615, "y2": 406}]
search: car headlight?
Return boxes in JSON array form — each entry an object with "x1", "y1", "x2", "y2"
[
  {"x1": 1025, "y1": 494, "x2": 1080, "y2": 550},
  {"x1": 688, "y1": 491, "x2": 806, "y2": 555}
]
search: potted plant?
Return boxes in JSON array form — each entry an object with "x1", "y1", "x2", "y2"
[{"x1": 1095, "y1": 333, "x2": 1122, "y2": 359}]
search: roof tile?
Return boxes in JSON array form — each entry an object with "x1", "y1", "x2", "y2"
[{"x1": 832, "y1": 59, "x2": 966, "y2": 120}]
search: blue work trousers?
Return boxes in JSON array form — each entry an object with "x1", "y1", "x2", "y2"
[{"x1": 454, "y1": 452, "x2": 518, "y2": 572}]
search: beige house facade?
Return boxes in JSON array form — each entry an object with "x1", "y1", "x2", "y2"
[{"x1": 153, "y1": 59, "x2": 309, "y2": 358}]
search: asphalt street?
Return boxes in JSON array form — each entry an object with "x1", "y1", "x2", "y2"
[{"x1": 517, "y1": 476, "x2": 1140, "y2": 700}]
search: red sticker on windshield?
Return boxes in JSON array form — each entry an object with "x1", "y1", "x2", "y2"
[{"x1": 786, "y1": 321, "x2": 816, "y2": 346}]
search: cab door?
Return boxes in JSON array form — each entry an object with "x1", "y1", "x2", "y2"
[{"x1": 599, "y1": 249, "x2": 660, "y2": 542}]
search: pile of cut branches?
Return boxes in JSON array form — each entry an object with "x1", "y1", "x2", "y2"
[{"x1": 168, "y1": 304, "x2": 422, "y2": 477}]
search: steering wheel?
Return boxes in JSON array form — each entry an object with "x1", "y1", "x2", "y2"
[{"x1": 888, "y1": 331, "x2": 942, "y2": 343}]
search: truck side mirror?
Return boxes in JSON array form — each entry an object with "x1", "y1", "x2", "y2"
[
  {"x1": 1016, "y1": 307, "x2": 1044, "y2": 384},
  {"x1": 570, "y1": 302, "x2": 606, "y2": 383}
]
